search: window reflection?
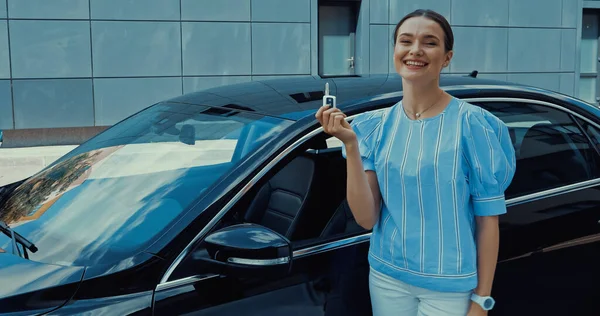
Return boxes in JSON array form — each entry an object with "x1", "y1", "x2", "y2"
[
  {"x1": 0, "y1": 102, "x2": 293, "y2": 267},
  {"x1": 479, "y1": 102, "x2": 600, "y2": 198}
]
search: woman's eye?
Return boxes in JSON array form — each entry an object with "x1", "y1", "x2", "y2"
[
  {"x1": 400, "y1": 40, "x2": 410, "y2": 44},
  {"x1": 426, "y1": 42, "x2": 436, "y2": 46}
]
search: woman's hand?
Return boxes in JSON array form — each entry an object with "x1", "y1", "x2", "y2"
[
  {"x1": 467, "y1": 301, "x2": 487, "y2": 316},
  {"x1": 315, "y1": 105, "x2": 357, "y2": 145}
]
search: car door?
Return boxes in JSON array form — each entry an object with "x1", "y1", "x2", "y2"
[
  {"x1": 470, "y1": 98, "x2": 600, "y2": 316},
  {"x1": 152, "y1": 135, "x2": 373, "y2": 316},
  {"x1": 152, "y1": 233, "x2": 371, "y2": 316}
]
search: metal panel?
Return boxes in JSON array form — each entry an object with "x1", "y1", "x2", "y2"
[
  {"x1": 8, "y1": 0, "x2": 89, "y2": 19},
  {"x1": 181, "y1": 0, "x2": 250, "y2": 21},
  {"x1": 0, "y1": 80, "x2": 13, "y2": 129},
  {"x1": 252, "y1": 0, "x2": 310, "y2": 23},
  {"x1": 93, "y1": 77, "x2": 181, "y2": 126},
  {"x1": 252, "y1": 23, "x2": 311, "y2": 75},
  {"x1": 452, "y1": 27, "x2": 508, "y2": 73},
  {"x1": 182, "y1": 22, "x2": 251, "y2": 76},
  {"x1": 92, "y1": 21, "x2": 181, "y2": 77},
  {"x1": 90, "y1": 0, "x2": 180, "y2": 20},
  {"x1": 509, "y1": 0, "x2": 562, "y2": 27},
  {"x1": 451, "y1": 0, "x2": 508, "y2": 26},
  {"x1": 10, "y1": 20, "x2": 91, "y2": 78},
  {"x1": 508, "y1": 28, "x2": 561, "y2": 72},
  {"x1": 13, "y1": 79, "x2": 94, "y2": 129}
]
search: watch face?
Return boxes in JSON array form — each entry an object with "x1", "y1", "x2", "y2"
[{"x1": 483, "y1": 298, "x2": 494, "y2": 309}]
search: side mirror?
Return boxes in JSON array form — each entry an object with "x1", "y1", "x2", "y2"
[{"x1": 193, "y1": 223, "x2": 292, "y2": 278}]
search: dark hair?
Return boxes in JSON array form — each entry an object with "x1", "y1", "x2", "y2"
[{"x1": 392, "y1": 9, "x2": 454, "y2": 52}]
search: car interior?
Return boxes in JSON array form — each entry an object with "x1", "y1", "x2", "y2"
[
  {"x1": 220, "y1": 130, "x2": 366, "y2": 248},
  {"x1": 506, "y1": 122, "x2": 595, "y2": 198}
]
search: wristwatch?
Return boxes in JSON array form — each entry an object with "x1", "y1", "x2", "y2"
[{"x1": 471, "y1": 293, "x2": 495, "y2": 310}]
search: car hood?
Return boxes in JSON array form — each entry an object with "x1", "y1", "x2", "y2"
[{"x1": 0, "y1": 253, "x2": 84, "y2": 315}]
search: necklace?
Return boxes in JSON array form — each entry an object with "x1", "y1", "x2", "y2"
[{"x1": 404, "y1": 93, "x2": 443, "y2": 119}]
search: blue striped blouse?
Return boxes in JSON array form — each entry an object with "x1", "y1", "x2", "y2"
[{"x1": 342, "y1": 96, "x2": 516, "y2": 293}]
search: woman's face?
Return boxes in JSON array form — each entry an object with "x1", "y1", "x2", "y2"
[{"x1": 393, "y1": 16, "x2": 453, "y2": 83}]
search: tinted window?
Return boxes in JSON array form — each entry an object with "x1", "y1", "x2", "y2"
[
  {"x1": 477, "y1": 102, "x2": 600, "y2": 198},
  {"x1": 577, "y1": 118, "x2": 600, "y2": 151}
]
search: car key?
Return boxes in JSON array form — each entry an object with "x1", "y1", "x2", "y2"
[{"x1": 323, "y1": 82, "x2": 336, "y2": 108}]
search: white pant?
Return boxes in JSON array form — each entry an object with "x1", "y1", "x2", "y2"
[{"x1": 369, "y1": 267, "x2": 472, "y2": 316}]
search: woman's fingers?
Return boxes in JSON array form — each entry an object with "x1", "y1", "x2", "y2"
[
  {"x1": 323, "y1": 107, "x2": 338, "y2": 131},
  {"x1": 329, "y1": 112, "x2": 346, "y2": 133},
  {"x1": 315, "y1": 105, "x2": 328, "y2": 124},
  {"x1": 317, "y1": 106, "x2": 348, "y2": 135}
]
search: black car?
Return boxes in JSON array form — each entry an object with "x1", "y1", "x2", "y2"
[{"x1": 1, "y1": 74, "x2": 599, "y2": 316}]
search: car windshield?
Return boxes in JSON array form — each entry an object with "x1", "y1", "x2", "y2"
[{"x1": 0, "y1": 102, "x2": 294, "y2": 267}]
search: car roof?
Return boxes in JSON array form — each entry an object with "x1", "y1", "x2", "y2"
[{"x1": 165, "y1": 73, "x2": 599, "y2": 121}]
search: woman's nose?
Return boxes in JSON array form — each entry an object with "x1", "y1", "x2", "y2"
[{"x1": 409, "y1": 42, "x2": 422, "y2": 56}]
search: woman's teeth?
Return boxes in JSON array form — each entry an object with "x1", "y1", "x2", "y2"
[{"x1": 405, "y1": 61, "x2": 426, "y2": 66}]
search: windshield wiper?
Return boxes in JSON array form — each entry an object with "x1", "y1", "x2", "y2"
[{"x1": 0, "y1": 221, "x2": 37, "y2": 258}]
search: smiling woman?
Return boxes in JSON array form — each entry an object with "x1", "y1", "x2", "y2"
[
  {"x1": 0, "y1": 102, "x2": 294, "y2": 267},
  {"x1": 315, "y1": 9, "x2": 516, "y2": 316}
]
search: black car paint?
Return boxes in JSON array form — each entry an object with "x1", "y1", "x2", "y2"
[
  {"x1": 0, "y1": 254, "x2": 84, "y2": 315},
  {"x1": 0, "y1": 74, "x2": 599, "y2": 315}
]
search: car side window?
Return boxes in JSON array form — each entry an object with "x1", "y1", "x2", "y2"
[
  {"x1": 476, "y1": 101, "x2": 600, "y2": 199},
  {"x1": 577, "y1": 118, "x2": 600, "y2": 151}
]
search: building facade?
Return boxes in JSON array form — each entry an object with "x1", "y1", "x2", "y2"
[{"x1": 0, "y1": 0, "x2": 596, "y2": 145}]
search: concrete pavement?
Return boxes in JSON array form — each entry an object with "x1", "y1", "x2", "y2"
[{"x1": 0, "y1": 145, "x2": 76, "y2": 186}]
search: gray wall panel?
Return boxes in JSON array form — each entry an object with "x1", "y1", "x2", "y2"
[
  {"x1": 370, "y1": 0, "x2": 389, "y2": 24},
  {"x1": 13, "y1": 79, "x2": 94, "y2": 129},
  {"x1": 10, "y1": 20, "x2": 91, "y2": 78},
  {"x1": 559, "y1": 73, "x2": 576, "y2": 95},
  {"x1": 0, "y1": 22, "x2": 10, "y2": 79},
  {"x1": 181, "y1": 0, "x2": 250, "y2": 21},
  {"x1": 452, "y1": 27, "x2": 508, "y2": 73},
  {"x1": 370, "y1": 25, "x2": 389, "y2": 74},
  {"x1": 0, "y1": 1, "x2": 6, "y2": 18},
  {"x1": 389, "y1": 0, "x2": 451, "y2": 24},
  {"x1": 561, "y1": 29, "x2": 578, "y2": 71},
  {"x1": 475, "y1": 73, "x2": 508, "y2": 81},
  {"x1": 508, "y1": 28, "x2": 562, "y2": 72},
  {"x1": 252, "y1": 23, "x2": 311, "y2": 75},
  {"x1": 252, "y1": 0, "x2": 310, "y2": 23},
  {"x1": 8, "y1": 0, "x2": 89, "y2": 19},
  {"x1": 563, "y1": 0, "x2": 579, "y2": 28},
  {"x1": 0, "y1": 80, "x2": 12, "y2": 129},
  {"x1": 507, "y1": 73, "x2": 561, "y2": 92},
  {"x1": 92, "y1": 21, "x2": 181, "y2": 77},
  {"x1": 182, "y1": 22, "x2": 251, "y2": 76},
  {"x1": 90, "y1": 0, "x2": 180, "y2": 20},
  {"x1": 94, "y1": 77, "x2": 181, "y2": 125},
  {"x1": 183, "y1": 76, "x2": 251, "y2": 94},
  {"x1": 509, "y1": 0, "x2": 562, "y2": 27},
  {"x1": 451, "y1": 0, "x2": 508, "y2": 26}
]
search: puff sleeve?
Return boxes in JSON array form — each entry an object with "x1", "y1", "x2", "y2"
[
  {"x1": 341, "y1": 110, "x2": 384, "y2": 171},
  {"x1": 462, "y1": 107, "x2": 517, "y2": 217}
]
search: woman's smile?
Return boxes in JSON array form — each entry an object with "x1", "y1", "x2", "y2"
[{"x1": 403, "y1": 59, "x2": 429, "y2": 70}]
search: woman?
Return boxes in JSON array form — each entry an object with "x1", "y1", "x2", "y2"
[{"x1": 315, "y1": 9, "x2": 516, "y2": 316}]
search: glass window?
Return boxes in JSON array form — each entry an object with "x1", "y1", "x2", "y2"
[
  {"x1": 478, "y1": 102, "x2": 600, "y2": 198},
  {"x1": 576, "y1": 117, "x2": 600, "y2": 150},
  {"x1": 0, "y1": 102, "x2": 293, "y2": 267},
  {"x1": 581, "y1": 13, "x2": 598, "y2": 73}
]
